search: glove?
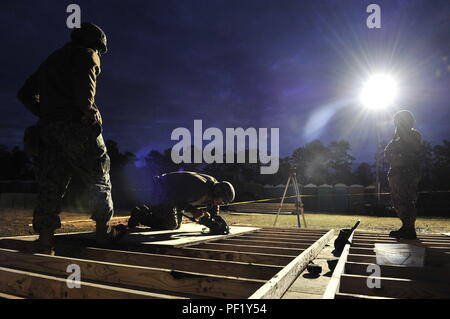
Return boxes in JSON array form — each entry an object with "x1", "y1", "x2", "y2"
[{"x1": 199, "y1": 215, "x2": 230, "y2": 235}]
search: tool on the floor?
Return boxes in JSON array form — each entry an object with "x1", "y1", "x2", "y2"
[
  {"x1": 306, "y1": 262, "x2": 322, "y2": 276},
  {"x1": 273, "y1": 167, "x2": 307, "y2": 228},
  {"x1": 327, "y1": 258, "x2": 339, "y2": 273},
  {"x1": 333, "y1": 220, "x2": 360, "y2": 257}
]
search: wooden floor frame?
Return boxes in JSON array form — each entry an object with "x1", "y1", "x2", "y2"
[
  {"x1": 323, "y1": 231, "x2": 450, "y2": 299},
  {"x1": 0, "y1": 227, "x2": 334, "y2": 299}
]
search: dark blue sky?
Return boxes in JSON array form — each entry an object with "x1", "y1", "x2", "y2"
[{"x1": 1, "y1": 0, "x2": 449, "y2": 163}]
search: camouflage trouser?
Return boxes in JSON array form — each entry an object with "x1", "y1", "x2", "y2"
[
  {"x1": 32, "y1": 121, "x2": 113, "y2": 233},
  {"x1": 134, "y1": 204, "x2": 182, "y2": 230},
  {"x1": 388, "y1": 171, "x2": 420, "y2": 229}
]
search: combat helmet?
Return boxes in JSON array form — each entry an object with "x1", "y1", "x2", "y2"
[
  {"x1": 213, "y1": 181, "x2": 235, "y2": 204},
  {"x1": 393, "y1": 110, "x2": 415, "y2": 129},
  {"x1": 71, "y1": 23, "x2": 108, "y2": 54}
]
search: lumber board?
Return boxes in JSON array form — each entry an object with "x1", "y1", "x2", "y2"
[
  {"x1": 0, "y1": 237, "x2": 295, "y2": 267},
  {"x1": 94, "y1": 243, "x2": 296, "y2": 266},
  {"x1": 56, "y1": 224, "x2": 260, "y2": 248},
  {"x1": 249, "y1": 229, "x2": 335, "y2": 299},
  {"x1": 196, "y1": 242, "x2": 304, "y2": 256},
  {"x1": 347, "y1": 253, "x2": 376, "y2": 264},
  {"x1": 339, "y1": 274, "x2": 450, "y2": 299},
  {"x1": 0, "y1": 292, "x2": 24, "y2": 299},
  {"x1": 0, "y1": 266, "x2": 178, "y2": 299},
  {"x1": 322, "y1": 232, "x2": 355, "y2": 299},
  {"x1": 230, "y1": 235, "x2": 321, "y2": 244},
  {"x1": 216, "y1": 238, "x2": 313, "y2": 249},
  {"x1": 254, "y1": 229, "x2": 327, "y2": 235},
  {"x1": 355, "y1": 231, "x2": 450, "y2": 240},
  {"x1": 252, "y1": 231, "x2": 323, "y2": 239},
  {"x1": 345, "y1": 262, "x2": 450, "y2": 284},
  {"x1": 352, "y1": 239, "x2": 450, "y2": 248},
  {"x1": 58, "y1": 245, "x2": 282, "y2": 280},
  {"x1": 354, "y1": 236, "x2": 450, "y2": 244},
  {"x1": 0, "y1": 248, "x2": 263, "y2": 299},
  {"x1": 335, "y1": 292, "x2": 394, "y2": 299}
]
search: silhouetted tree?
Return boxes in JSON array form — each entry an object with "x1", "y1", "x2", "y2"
[{"x1": 353, "y1": 162, "x2": 373, "y2": 186}]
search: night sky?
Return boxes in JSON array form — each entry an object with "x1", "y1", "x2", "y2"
[{"x1": 1, "y1": 0, "x2": 449, "y2": 165}]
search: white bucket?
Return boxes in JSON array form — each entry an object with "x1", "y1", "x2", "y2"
[{"x1": 374, "y1": 243, "x2": 425, "y2": 267}]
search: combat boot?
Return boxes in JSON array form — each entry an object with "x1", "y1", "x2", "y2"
[
  {"x1": 389, "y1": 227, "x2": 417, "y2": 240},
  {"x1": 32, "y1": 230, "x2": 55, "y2": 255},
  {"x1": 96, "y1": 222, "x2": 127, "y2": 245},
  {"x1": 128, "y1": 206, "x2": 143, "y2": 229}
]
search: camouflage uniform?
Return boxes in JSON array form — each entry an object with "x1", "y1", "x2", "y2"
[
  {"x1": 18, "y1": 41, "x2": 113, "y2": 233},
  {"x1": 384, "y1": 128, "x2": 422, "y2": 229},
  {"x1": 129, "y1": 172, "x2": 222, "y2": 230}
]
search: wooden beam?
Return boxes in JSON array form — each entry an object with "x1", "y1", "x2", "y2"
[
  {"x1": 0, "y1": 248, "x2": 264, "y2": 299},
  {"x1": 352, "y1": 239, "x2": 450, "y2": 248},
  {"x1": 322, "y1": 232, "x2": 355, "y2": 299},
  {"x1": 101, "y1": 243, "x2": 296, "y2": 266},
  {"x1": 0, "y1": 292, "x2": 24, "y2": 299},
  {"x1": 255, "y1": 228, "x2": 327, "y2": 235},
  {"x1": 345, "y1": 262, "x2": 450, "y2": 284},
  {"x1": 355, "y1": 231, "x2": 450, "y2": 240},
  {"x1": 249, "y1": 229, "x2": 335, "y2": 299},
  {"x1": 196, "y1": 242, "x2": 304, "y2": 256},
  {"x1": 253, "y1": 231, "x2": 323, "y2": 238},
  {"x1": 340, "y1": 274, "x2": 450, "y2": 299},
  {"x1": 216, "y1": 238, "x2": 313, "y2": 249},
  {"x1": 349, "y1": 247, "x2": 375, "y2": 255},
  {"x1": 335, "y1": 292, "x2": 394, "y2": 299},
  {"x1": 0, "y1": 266, "x2": 178, "y2": 299},
  {"x1": 58, "y1": 245, "x2": 282, "y2": 280},
  {"x1": 0, "y1": 238, "x2": 295, "y2": 267},
  {"x1": 347, "y1": 253, "x2": 376, "y2": 264},
  {"x1": 232, "y1": 235, "x2": 321, "y2": 244}
]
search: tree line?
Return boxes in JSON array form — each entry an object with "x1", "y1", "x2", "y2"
[{"x1": 1, "y1": 139, "x2": 450, "y2": 191}]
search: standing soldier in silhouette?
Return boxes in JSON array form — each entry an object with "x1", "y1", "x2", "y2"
[
  {"x1": 17, "y1": 23, "x2": 121, "y2": 254},
  {"x1": 384, "y1": 110, "x2": 422, "y2": 239}
]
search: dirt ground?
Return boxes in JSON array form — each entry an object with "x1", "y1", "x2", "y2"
[
  {"x1": 1, "y1": 204, "x2": 449, "y2": 237},
  {"x1": 0, "y1": 209, "x2": 131, "y2": 237}
]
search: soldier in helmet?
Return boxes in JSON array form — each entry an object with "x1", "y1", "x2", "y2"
[
  {"x1": 17, "y1": 23, "x2": 120, "y2": 254},
  {"x1": 384, "y1": 110, "x2": 422, "y2": 239},
  {"x1": 128, "y1": 171, "x2": 235, "y2": 235}
]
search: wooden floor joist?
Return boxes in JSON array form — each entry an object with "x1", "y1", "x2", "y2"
[
  {"x1": 0, "y1": 226, "x2": 334, "y2": 299},
  {"x1": 323, "y1": 230, "x2": 450, "y2": 299},
  {"x1": 215, "y1": 238, "x2": 313, "y2": 249},
  {"x1": 249, "y1": 229, "x2": 335, "y2": 299},
  {"x1": 195, "y1": 242, "x2": 304, "y2": 256},
  {"x1": 59, "y1": 246, "x2": 283, "y2": 280},
  {"x1": 0, "y1": 248, "x2": 264, "y2": 299},
  {"x1": 0, "y1": 266, "x2": 180, "y2": 299}
]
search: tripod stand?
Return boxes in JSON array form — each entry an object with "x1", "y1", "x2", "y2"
[{"x1": 273, "y1": 171, "x2": 307, "y2": 228}]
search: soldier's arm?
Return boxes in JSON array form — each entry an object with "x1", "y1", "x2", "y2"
[
  {"x1": 384, "y1": 139, "x2": 397, "y2": 163},
  {"x1": 72, "y1": 48, "x2": 102, "y2": 123},
  {"x1": 17, "y1": 71, "x2": 40, "y2": 117}
]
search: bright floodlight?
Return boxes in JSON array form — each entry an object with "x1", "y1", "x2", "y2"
[{"x1": 360, "y1": 74, "x2": 398, "y2": 110}]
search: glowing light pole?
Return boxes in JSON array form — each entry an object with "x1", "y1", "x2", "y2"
[{"x1": 359, "y1": 74, "x2": 398, "y2": 202}]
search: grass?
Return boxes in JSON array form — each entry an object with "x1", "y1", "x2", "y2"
[
  {"x1": 221, "y1": 211, "x2": 450, "y2": 234},
  {"x1": 1, "y1": 207, "x2": 449, "y2": 237}
]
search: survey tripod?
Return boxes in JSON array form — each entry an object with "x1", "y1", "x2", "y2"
[{"x1": 273, "y1": 170, "x2": 307, "y2": 228}]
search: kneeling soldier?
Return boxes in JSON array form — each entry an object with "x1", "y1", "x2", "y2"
[{"x1": 128, "y1": 171, "x2": 235, "y2": 235}]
